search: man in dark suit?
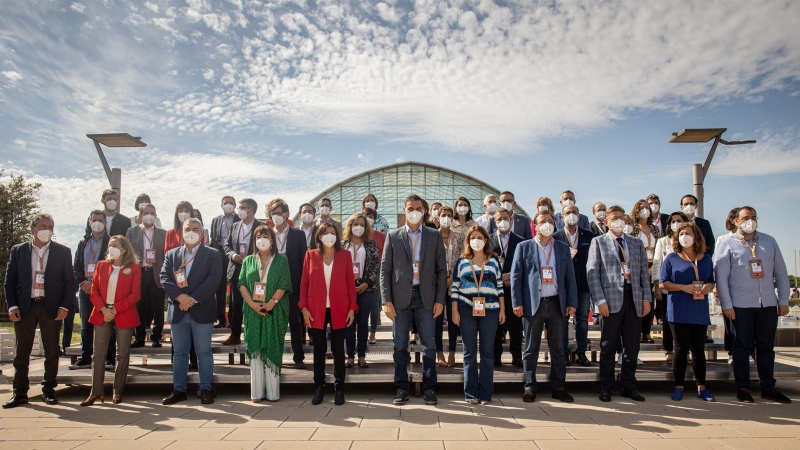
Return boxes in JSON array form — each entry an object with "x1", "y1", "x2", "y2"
[
  {"x1": 554, "y1": 190, "x2": 591, "y2": 230},
  {"x1": 646, "y1": 194, "x2": 670, "y2": 238},
  {"x1": 553, "y1": 204, "x2": 595, "y2": 367},
  {"x1": 496, "y1": 191, "x2": 532, "y2": 240},
  {"x1": 380, "y1": 194, "x2": 447, "y2": 406},
  {"x1": 126, "y1": 203, "x2": 167, "y2": 347},
  {"x1": 680, "y1": 194, "x2": 715, "y2": 256},
  {"x1": 267, "y1": 198, "x2": 308, "y2": 369},
  {"x1": 589, "y1": 202, "x2": 608, "y2": 236},
  {"x1": 70, "y1": 210, "x2": 114, "y2": 370},
  {"x1": 511, "y1": 210, "x2": 578, "y2": 403},
  {"x1": 222, "y1": 198, "x2": 262, "y2": 345},
  {"x1": 490, "y1": 208, "x2": 525, "y2": 367},
  {"x1": 587, "y1": 205, "x2": 652, "y2": 403},
  {"x1": 160, "y1": 218, "x2": 222, "y2": 405},
  {"x1": 3, "y1": 213, "x2": 77, "y2": 408},
  {"x1": 84, "y1": 189, "x2": 132, "y2": 237},
  {"x1": 210, "y1": 195, "x2": 239, "y2": 328},
  {"x1": 297, "y1": 203, "x2": 319, "y2": 252}
]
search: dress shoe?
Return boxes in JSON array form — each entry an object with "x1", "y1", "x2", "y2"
[
  {"x1": 200, "y1": 389, "x2": 214, "y2": 404},
  {"x1": 599, "y1": 389, "x2": 612, "y2": 402},
  {"x1": 188, "y1": 363, "x2": 199, "y2": 371},
  {"x1": 42, "y1": 390, "x2": 58, "y2": 405},
  {"x1": 311, "y1": 385, "x2": 325, "y2": 405},
  {"x1": 2, "y1": 395, "x2": 28, "y2": 409},
  {"x1": 494, "y1": 359, "x2": 502, "y2": 367},
  {"x1": 551, "y1": 390, "x2": 574, "y2": 403},
  {"x1": 522, "y1": 390, "x2": 536, "y2": 403},
  {"x1": 423, "y1": 390, "x2": 438, "y2": 405},
  {"x1": 68, "y1": 359, "x2": 92, "y2": 370},
  {"x1": 736, "y1": 388, "x2": 754, "y2": 403},
  {"x1": 80, "y1": 395, "x2": 104, "y2": 406},
  {"x1": 105, "y1": 361, "x2": 115, "y2": 371},
  {"x1": 565, "y1": 353, "x2": 573, "y2": 367},
  {"x1": 705, "y1": 336, "x2": 714, "y2": 344},
  {"x1": 393, "y1": 389, "x2": 409, "y2": 405},
  {"x1": 131, "y1": 340, "x2": 145, "y2": 348},
  {"x1": 162, "y1": 390, "x2": 188, "y2": 405},
  {"x1": 574, "y1": 352, "x2": 592, "y2": 366},
  {"x1": 294, "y1": 361, "x2": 306, "y2": 370},
  {"x1": 334, "y1": 390, "x2": 345, "y2": 405},
  {"x1": 761, "y1": 390, "x2": 791, "y2": 403},
  {"x1": 222, "y1": 336, "x2": 241, "y2": 345},
  {"x1": 621, "y1": 389, "x2": 645, "y2": 402},
  {"x1": 112, "y1": 396, "x2": 123, "y2": 404},
  {"x1": 511, "y1": 358, "x2": 523, "y2": 368},
  {"x1": 151, "y1": 339, "x2": 162, "y2": 348}
]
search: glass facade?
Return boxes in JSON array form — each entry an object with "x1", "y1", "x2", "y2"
[{"x1": 294, "y1": 162, "x2": 529, "y2": 228}]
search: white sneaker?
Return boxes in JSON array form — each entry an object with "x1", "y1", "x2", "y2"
[
  {"x1": 636, "y1": 358, "x2": 644, "y2": 366},
  {"x1": 728, "y1": 355, "x2": 734, "y2": 365},
  {"x1": 749, "y1": 356, "x2": 756, "y2": 365},
  {"x1": 617, "y1": 354, "x2": 623, "y2": 365}
]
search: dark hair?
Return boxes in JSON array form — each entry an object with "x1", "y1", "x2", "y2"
[
  {"x1": 266, "y1": 198, "x2": 289, "y2": 215},
  {"x1": 461, "y1": 225, "x2": 494, "y2": 259},
  {"x1": 666, "y1": 211, "x2": 689, "y2": 236},
  {"x1": 739, "y1": 206, "x2": 757, "y2": 217},
  {"x1": 533, "y1": 210, "x2": 554, "y2": 225},
  {"x1": 362, "y1": 193, "x2": 378, "y2": 210},
  {"x1": 592, "y1": 202, "x2": 606, "y2": 213},
  {"x1": 193, "y1": 209, "x2": 204, "y2": 226},
  {"x1": 299, "y1": 203, "x2": 316, "y2": 215},
  {"x1": 606, "y1": 205, "x2": 625, "y2": 218},
  {"x1": 680, "y1": 194, "x2": 698, "y2": 205},
  {"x1": 454, "y1": 196, "x2": 473, "y2": 222},
  {"x1": 725, "y1": 207, "x2": 741, "y2": 232},
  {"x1": 139, "y1": 203, "x2": 156, "y2": 215},
  {"x1": 561, "y1": 190, "x2": 575, "y2": 198},
  {"x1": 404, "y1": 193, "x2": 423, "y2": 207},
  {"x1": 318, "y1": 197, "x2": 332, "y2": 207},
  {"x1": 134, "y1": 193, "x2": 151, "y2": 211},
  {"x1": 646, "y1": 193, "x2": 660, "y2": 203},
  {"x1": 101, "y1": 189, "x2": 118, "y2": 201},
  {"x1": 362, "y1": 207, "x2": 377, "y2": 220},
  {"x1": 173, "y1": 201, "x2": 194, "y2": 232},
  {"x1": 421, "y1": 197, "x2": 431, "y2": 224},
  {"x1": 631, "y1": 199, "x2": 653, "y2": 226},
  {"x1": 221, "y1": 196, "x2": 236, "y2": 205},
  {"x1": 239, "y1": 198, "x2": 258, "y2": 214},
  {"x1": 494, "y1": 207, "x2": 511, "y2": 219},
  {"x1": 500, "y1": 191, "x2": 515, "y2": 199},
  {"x1": 88, "y1": 209, "x2": 105, "y2": 222},
  {"x1": 672, "y1": 222, "x2": 707, "y2": 255},
  {"x1": 315, "y1": 223, "x2": 342, "y2": 253},
  {"x1": 252, "y1": 225, "x2": 277, "y2": 257}
]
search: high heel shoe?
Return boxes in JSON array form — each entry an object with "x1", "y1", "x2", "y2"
[
  {"x1": 447, "y1": 352, "x2": 456, "y2": 367},
  {"x1": 80, "y1": 395, "x2": 104, "y2": 406},
  {"x1": 437, "y1": 352, "x2": 448, "y2": 367},
  {"x1": 112, "y1": 396, "x2": 122, "y2": 404}
]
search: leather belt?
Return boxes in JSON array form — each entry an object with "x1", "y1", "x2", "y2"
[
  {"x1": 142, "y1": 267, "x2": 153, "y2": 271},
  {"x1": 541, "y1": 295, "x2": 558, "y2": 301},
  {"x1": 412, "y1": 285, "x2": 420, "y2": 291},
  {"x1": 31, "y1": 297, "x2": 45, "y2": 302}
]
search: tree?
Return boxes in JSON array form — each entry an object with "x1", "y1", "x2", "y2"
[{"x1": 0, "y1": 171, "x2": 41, "y2": 314}]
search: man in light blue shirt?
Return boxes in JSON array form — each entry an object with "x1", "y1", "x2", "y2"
[{"x1": 715, "y1": 206, "x2": 791, "y2": 404}]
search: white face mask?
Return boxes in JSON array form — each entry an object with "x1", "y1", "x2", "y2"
[
  {"x1": 610, "y1": 219, "x2": 625, "y2": 234},
  {"x1": 256, "y1": 237, "x2": 271, "y2": 251},
  {"x1": 183, "y1": 231, "x2": 200, "y2": 245},
  {"x1": 740, "y1": 219, "x2": 758, "y2": 234},
  {"x1": 365, "y1": 201, "x2": 376, "y2": 210},
  {"x1": 321, "y1": 233, "x2": 337, "y2": 248},
  {"x1": 537, "y1": 222, "x2": 554, "y2": 237},
  {"x1": 142, "y1": 214, "x2": 156, "y2": 226},
  {"x1": 670, "y1": 221, "x2": 683, "y2": 232},
  {"x1": 107, "y1": 247, "x2": 121, "y2": 260},
  {"x1": 36, "y1": 229, "x2": 52, "y2": 243},
  {"x1": 564, "y1": 213, "x2": 578, "y2": 226},
  {"x1": 439, "y1": 216, "x2": 452, "y2": 228},
  {"x1": 319, "y1": 206, "x2": 331, "y2": 216},
  {"x1": 623, "y1": 224, "x2": 634, "y2": 235},
  {"x1": 178, "y1": 212, "x2": 191, "y2": 223},
  {"x1": 431, "y1": 209, "x2": 439, "y2": 219},
  {"x1": 271, "y1": 214, "x2": 285, "y2": 227},
  {"x1": 639, "y1": 208, "x2": 650, "y2": 219},
  {"x1": 301, "y1": 212, "x2": 314, "y2": 224},
  {"x1": 367, "y1": 217, "x2": 375, "y2": 227},
  {"x1": 501, "y1": 201, "x2": 513, "y2": 211},
  {"x1": 497, "y1": 220, "x2": 511, "y2": 233},
  {"x1": 90, "y1": 220, "x2": 105, "y2": 233},
  {"x1": 678, "y1": 234, "x2": 694, "y2": 248},
  {"x1": 469, "y1": 238, "x2": 485, "y2": 252},
  {"x1": 562, "y1": 199, "x2": 575, "y2": 206},
  {"x1": 222, "y1": 203, "x2": 235, "y2": 214},
  {"x1": 351, "y1": 225, "x2": 365, "y2": 237},
  {"x1": 650, "y1": 203, "x2": 660, "y2": 214},
  {"x1": 406, "y1": 211, "x2": 423, "y2": 225},
  {"x1": 682, "y1": 204, "x2": 696, "y2": 216},
  {"x1": 486, "y1": 203, "x2": 498, "y2": 213},
  {"x1": 237, "y1": 208, "x2": 249, "y2": 220},
  {"x1": 538, "y1": 205, "x2": 549, "y2": 212},
  {"x1": 595, "y1": 211, "x2": 606, "y2": 221},
  {"x1": 456, "y1": 206, "x2": 469, "y2": 216},
  {"x1": 105, "y1": 200, "x2": 117, "y2": 211}
]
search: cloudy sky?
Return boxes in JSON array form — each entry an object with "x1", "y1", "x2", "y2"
[{"x1": 1, "y1": 0, "x2": 799, "y2": 275}]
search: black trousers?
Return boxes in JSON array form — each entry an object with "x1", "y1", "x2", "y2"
[
  {"x1": 215, "y1": 256, "x2": 229, "y2": 325},
  {"x1": 641, "y1": 282, "x2": 655, "y2": 337},
  {"x1": 494, "y1": 290, "x2": 523, "y2": 360},
  {"x1": 670, "y1": 322, "x2": 707, "y2": 386},
  {"x1": 599, "y1": 285, "x2": 641, "y2": 391},
  {"x1": 230, "y1": 268, "x2": 244, "y2": 336},
  {"x1": 13, "y1": 302, "x2": 61, "y2": 395},
  {"x1": 135, "y1": 268, "x2": 165, "y2": 342},
  {"x1": 308, "y1": 309, "x2": 346, "y2": 391},
  {"x1": 288, "y1": 295, "x2": 305, "y2": 363}
]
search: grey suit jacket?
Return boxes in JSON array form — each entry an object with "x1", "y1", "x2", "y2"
[
  {"x1": 380, "y1": 225, "x2": 447, "y2": 310},
  {"x1": 586, "y1": 233, "x2": 651, "y2": 316},
  {"x1": 126, "y1": 225, "x2": 166, "y2": 289}
]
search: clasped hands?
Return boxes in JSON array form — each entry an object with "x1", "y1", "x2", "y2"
[{"x1": 176, "y1": 294, "x2": 196, "y2": 311}]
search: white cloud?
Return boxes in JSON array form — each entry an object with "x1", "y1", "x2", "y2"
[
  {"x1": 13, "y1": 139, "x2": 26, "y2": 148},
  {"x1": 375, "y1": 3, "x2": 401, "y2": 23},
  {"x1": 144, "y1": 2, "x2": 159, "y2": 13},
  {"x1": 713, "y1": 129, "x2": 800, "y2": 176},
  {"x1": 202, "y1": 68, "x2": 215, "y2": 81},
  {"x1": 69, "y1": 2, "x2": 86, "y2": 14},
  {"x1": 357, "y1": 152, "x2": 372, "y2": 163},
  {"x1": 1, "y1": 70, "x2": 23, "y2": 86}
]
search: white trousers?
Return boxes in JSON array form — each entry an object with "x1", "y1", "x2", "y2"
[{"x1": 250, "y1": 358, "x2": 280, "y2": 401}]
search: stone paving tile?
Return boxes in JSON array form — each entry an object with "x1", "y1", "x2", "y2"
[
  {"x1": 255, "y1": 442, "x2": 352, "y2": 450},
  {"x1": 225, "y1": 428, "x2": 315, "y2": 441},
  {"x1": 565, "y1": 425, "x2": 655, "y2": 439},
  {"x1": 251, "y1": 406, "x2": 331, "y2": 418},
  {"x1": 623, "y1": 438, "x2": 730, "y2": 450},
  {"x1": 360, "y1": 417, "x2": 440, "y2": 427},
  {"x1": 352, "y1": 442, "x2": 445, "y2": 450},
  {"x1": 720, "y1": 423, "x2": 800, "y2": 437},
  {"x1": 163, "y1": 441, "x2": 261, "y2": 450},
  {"x1": 201, "y1": 415, "x2": 286, "y2": 427},
  {"x1": 444, "y1": 442, "x2": 539, "y2": 450},
  {"x1": 483, "y1": 426, "x2": 573, "y2": 441},
  {"x1": 438, "y1": 415, "x2": 519, "y2": 428},
  {"x1": 126, "y1": 416, "x2": 213, "y2": 429},
  {"x1": 0, "y1": 416, "x2": 139, "y2": 428},
  {"x1": 515, "y1": 415, "x2": 597, "y2": 427},
  {"x1": 400, "y1": 427, "x2": 487, "y2": 441},
  {"x1": 55, "y1": 427, "x2": 153, "y2": 441},
  {"x1": 711, "y1": 437, "x2": 800, "y2": 450},
  {"x1": 72, "y1": 441, "x2": 173, "y2": 450},
  {"x1": 0, "y1": 442, "x2": 85, "y2": 450},
  {"x1": 645, "y1": 424, "x2": 747, "y2": 438},
  {"x1": 137, "y1": 428, "x2": 236, "y2": 440},
  {"x1": 311, "y1": 427, "x2": 399, "y2": 440},
  {"x1": 533, "y1": 439, "x2": 633, "y2": 450},
  {"x1": 280, "y1": 417, "x2": 361, "y2": 427},
  {"x1": 585, "y1": 413, "x2": 679, "y2": 427},
  {"x1": 327, "y1": 404, "x2": 402, "y2": 417}
]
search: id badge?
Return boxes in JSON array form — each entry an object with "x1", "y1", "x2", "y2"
[
  {"x1": 145, "y1": 248, "x2": 156, "y2": 264},
  {"x1": 238, "y1": 242, "x2": 248, "y2": 257},
  {"x1": 692, "y1": 281, "x2": 705, "y2": 300},
  {"x1": 541, "y1": 266, "x2": 554, "y2": 285},
  {"x1": 749, "y1": 259, "x2": 763, "y2": 278},
  {"x1": 352, "y1": 262, "x2": 361, "y2": 277},
  {"x1": 413, "y1": 260, "x2": 420, "y2": 280},
  {"x1": 34, "y1": 271, "x2": 45, "y2": 288},
  {"x1": 472, "y1": 296, "x2": 486, "y2": 317},
  {"x1": 646, "y1": 248, "x2": 655, "y2": 263},
  {"x1": 86, "y1": 263, "x2": 96, "y2": 277},
  {"x1": 621, "y1": 262, "x2": 631, "y2": 280},
  {"x1": 174, "y1": 269, "x2": 188, "y2": 288},
  {"x1": 569, "y1": 247, "x2": 578, "y2": 259},
  {"x1": 253, "y1": 282, "x2": 266, "y2": 301}
]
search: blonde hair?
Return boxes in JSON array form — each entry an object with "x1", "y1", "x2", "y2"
[
  {"x1": 342, "y1": 213, "x2": 373, "y2": 243},
  {"x1": 107, "y1": 236, "x2": 140, "y2": 266}
]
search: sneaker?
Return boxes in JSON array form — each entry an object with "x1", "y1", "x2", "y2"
[
  {"x1": 671, "y1": 387, "x2": 684, "y2": 401},
  {"x1": 736, "y1": 388, "x2": 754, "y2": 403},
  {"x1": 68, "y1": 359, "x2": 91, "y2": 370},
  {"x1": 423, "y1": 390, "x2": 438, "y2": 405},
  {"x1": 479, "y1": 400, "x2": 490, "y2": 405},
  {"x1": 761, "y1": 390, "x2": 791, "y2": 404},
  {"x1": 728, "y1": 355, "x2": 733, "y2": 365},
  {"x1": 104, "y1": 361, "x2": 115, "y2": 370},
  {"x1": 466, "y1": 398, "x2": 479, "y2": 405},
  {"x1": 697, "y1": 389, "x2": 716, "y2": 402},
  {"x1": 393, "y1": 389, "x2": 409, "y2": 406}
]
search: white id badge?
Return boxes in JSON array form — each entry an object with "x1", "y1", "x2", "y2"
[
  {"x1": 238, "y1": 242, "x2": 247, "y2": 257},
  {"x1": 472, "y1": 297, "x2": 486, "y2": 317},
  {"x1": 145, "y1": 248, "x2": 156, "y2": 264},
  {"x1": 253, "y1": 282, "x2": 266, "y2": 301},
  {"x1": 352, "y1": 262, "x2": 361, "y2": 277},
  {"x1": 621, "y1": 262, "x2": 631, "y2": 280},
  {"x1": 692, "y1": 281, "x2": 705, "y2": 300},
  {"x1": 646, "y1": 248, "x2": 655, "y2": 263},
  {"x1": 541, "y1": 266, "x2": 554, "y2": 285},
  {"x1": 413, "y1": 260, "x2": 420, "y2": 280},
  {"x1": 34, "y1": 271, "x2": 45, "y2": 288},
  {"x1": 749, "y1": 259, "x2": 763, "y2": 278},
  {"x1": 86, "y1": 263, "x2": 96, "y2": 277},
  {"x1": 174, "y1": 269, "x2": 188, "y2": 288}
]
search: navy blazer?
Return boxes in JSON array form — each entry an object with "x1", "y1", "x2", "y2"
[
  {"x1": 489, "y1": 231, "x2": 523, "y2": 275},
  {"x1": 554, "y1": 212, "x2": 591, "y2": 231},
  {"x1": 510, "y1": 238, "x2": 578, "y2": 317},
  {"x1": 5, "y1": 241, "x2": 77, "y2": 318},
  {"x1": 84, "y1": 213, "x2": 132, "y2": 238},
  {"x1": 161, "y1": 244, "x2": 222, "y2": 324},
  {"x1": 223, "y1": 219, "x2": 263, "y2": 280},
  {"x1": 210, "y1": 213, "x2": 240, "y2": 253},
  {"x1": 589, "y1": 220, "x2": 607, "y2": 236},
  {"x1": 694, "y1": 216, "x2": 715, "y2": 257},
  {"x1": 281, "y1": 226, "x2": 308, "y2": 304},
  {"x1": 487, "y1": 214, "x2": 532, "y2": 241},
  {"x1": 553, "y1": 227, "x2": 594, "y2": 293}
]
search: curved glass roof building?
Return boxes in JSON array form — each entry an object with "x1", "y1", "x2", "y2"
[{"x1": 294, "y1": 161, "x2": 530, "y2": 228}]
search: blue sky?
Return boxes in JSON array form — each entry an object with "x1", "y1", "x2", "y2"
[{"x1": 1, "y1": 0, "x2": 799, "y2": 278}]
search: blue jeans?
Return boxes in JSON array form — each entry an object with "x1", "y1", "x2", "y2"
[
  {"x1": 392, "y1": 291, "x2": 437, "y2": 393},
  {"x1": 458, "y1": 303, "x2": 499, "y2": 402},
  {"x1": 61, "y1": 302, "x2": 77, "y2": 350},
  {"x1": 347, "y1": 291, "x2": 374, "y2": 359},
  {"x1": 370, "y1": 291, "x2": 382, "y2": 333},
  {"x1": 731, "y1": 306, "x2": 778, "y2": 392},
  {"x1": 78, "y1": 290, "x2": 115, "y2": 364},
  {"x1": 172, "y1": 315, "x2": 214, "y2": 392},
  {"x1": 435, "y1": 300, "x2": 459, "y2": 352},
  {"x1": 523, "y1": 297, "x2": 567, "y2": 392},
  {"x1": 562, "y1": 291, "x2": 591, "y2": 354}
]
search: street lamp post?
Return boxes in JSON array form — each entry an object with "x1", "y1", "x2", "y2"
[
  {"x1": 87, "y1": 133, "x2": 147, "y2": 213},
  {"x1": 668, "y1": 128, "x2": 756, "y2": 218}
]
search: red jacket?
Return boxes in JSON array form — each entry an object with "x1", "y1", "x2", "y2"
[
  {"x1": 299, "y1": 250, "x2": 358, "y2": 330},
  {"x1": 89, "y1": 261, "x2": 141, "y2": 328}
]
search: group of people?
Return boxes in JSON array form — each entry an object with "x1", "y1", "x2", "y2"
[{"x1": 2, "y1": 186, "x2": 792, "y2": 409}]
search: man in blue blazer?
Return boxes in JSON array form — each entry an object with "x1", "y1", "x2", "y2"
[
  {"x1": 490, "y1": 191, "x2": 532, "y2": 240},
  {"x1": 554, "y1": 190, "x2": 591, "y2": 230},
  {"x1": 511, "y1": 210, "x2": 578, "y2": 403},
  {"x1": 160, "y1": 218, "x2": 222, "y2": 406},
  {"x1": 4, "y1": 213, "x2": 77, "y2": 408}
]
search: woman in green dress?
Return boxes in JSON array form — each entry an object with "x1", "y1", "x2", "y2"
[{"x1": 238, "y1": 224, "x2": 292, "y2": 402}]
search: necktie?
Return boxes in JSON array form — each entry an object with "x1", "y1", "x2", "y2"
[{"x1": 616, "y1": 237, "x2": 625, "y2": 262}]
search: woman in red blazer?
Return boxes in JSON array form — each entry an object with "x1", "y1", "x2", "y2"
[
  {"x1": 299, "y1": 223, "x2": 357, "y2": 406},
  {"x1": 81, "y1": 236, "x2": 141, "y2": 406}
]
